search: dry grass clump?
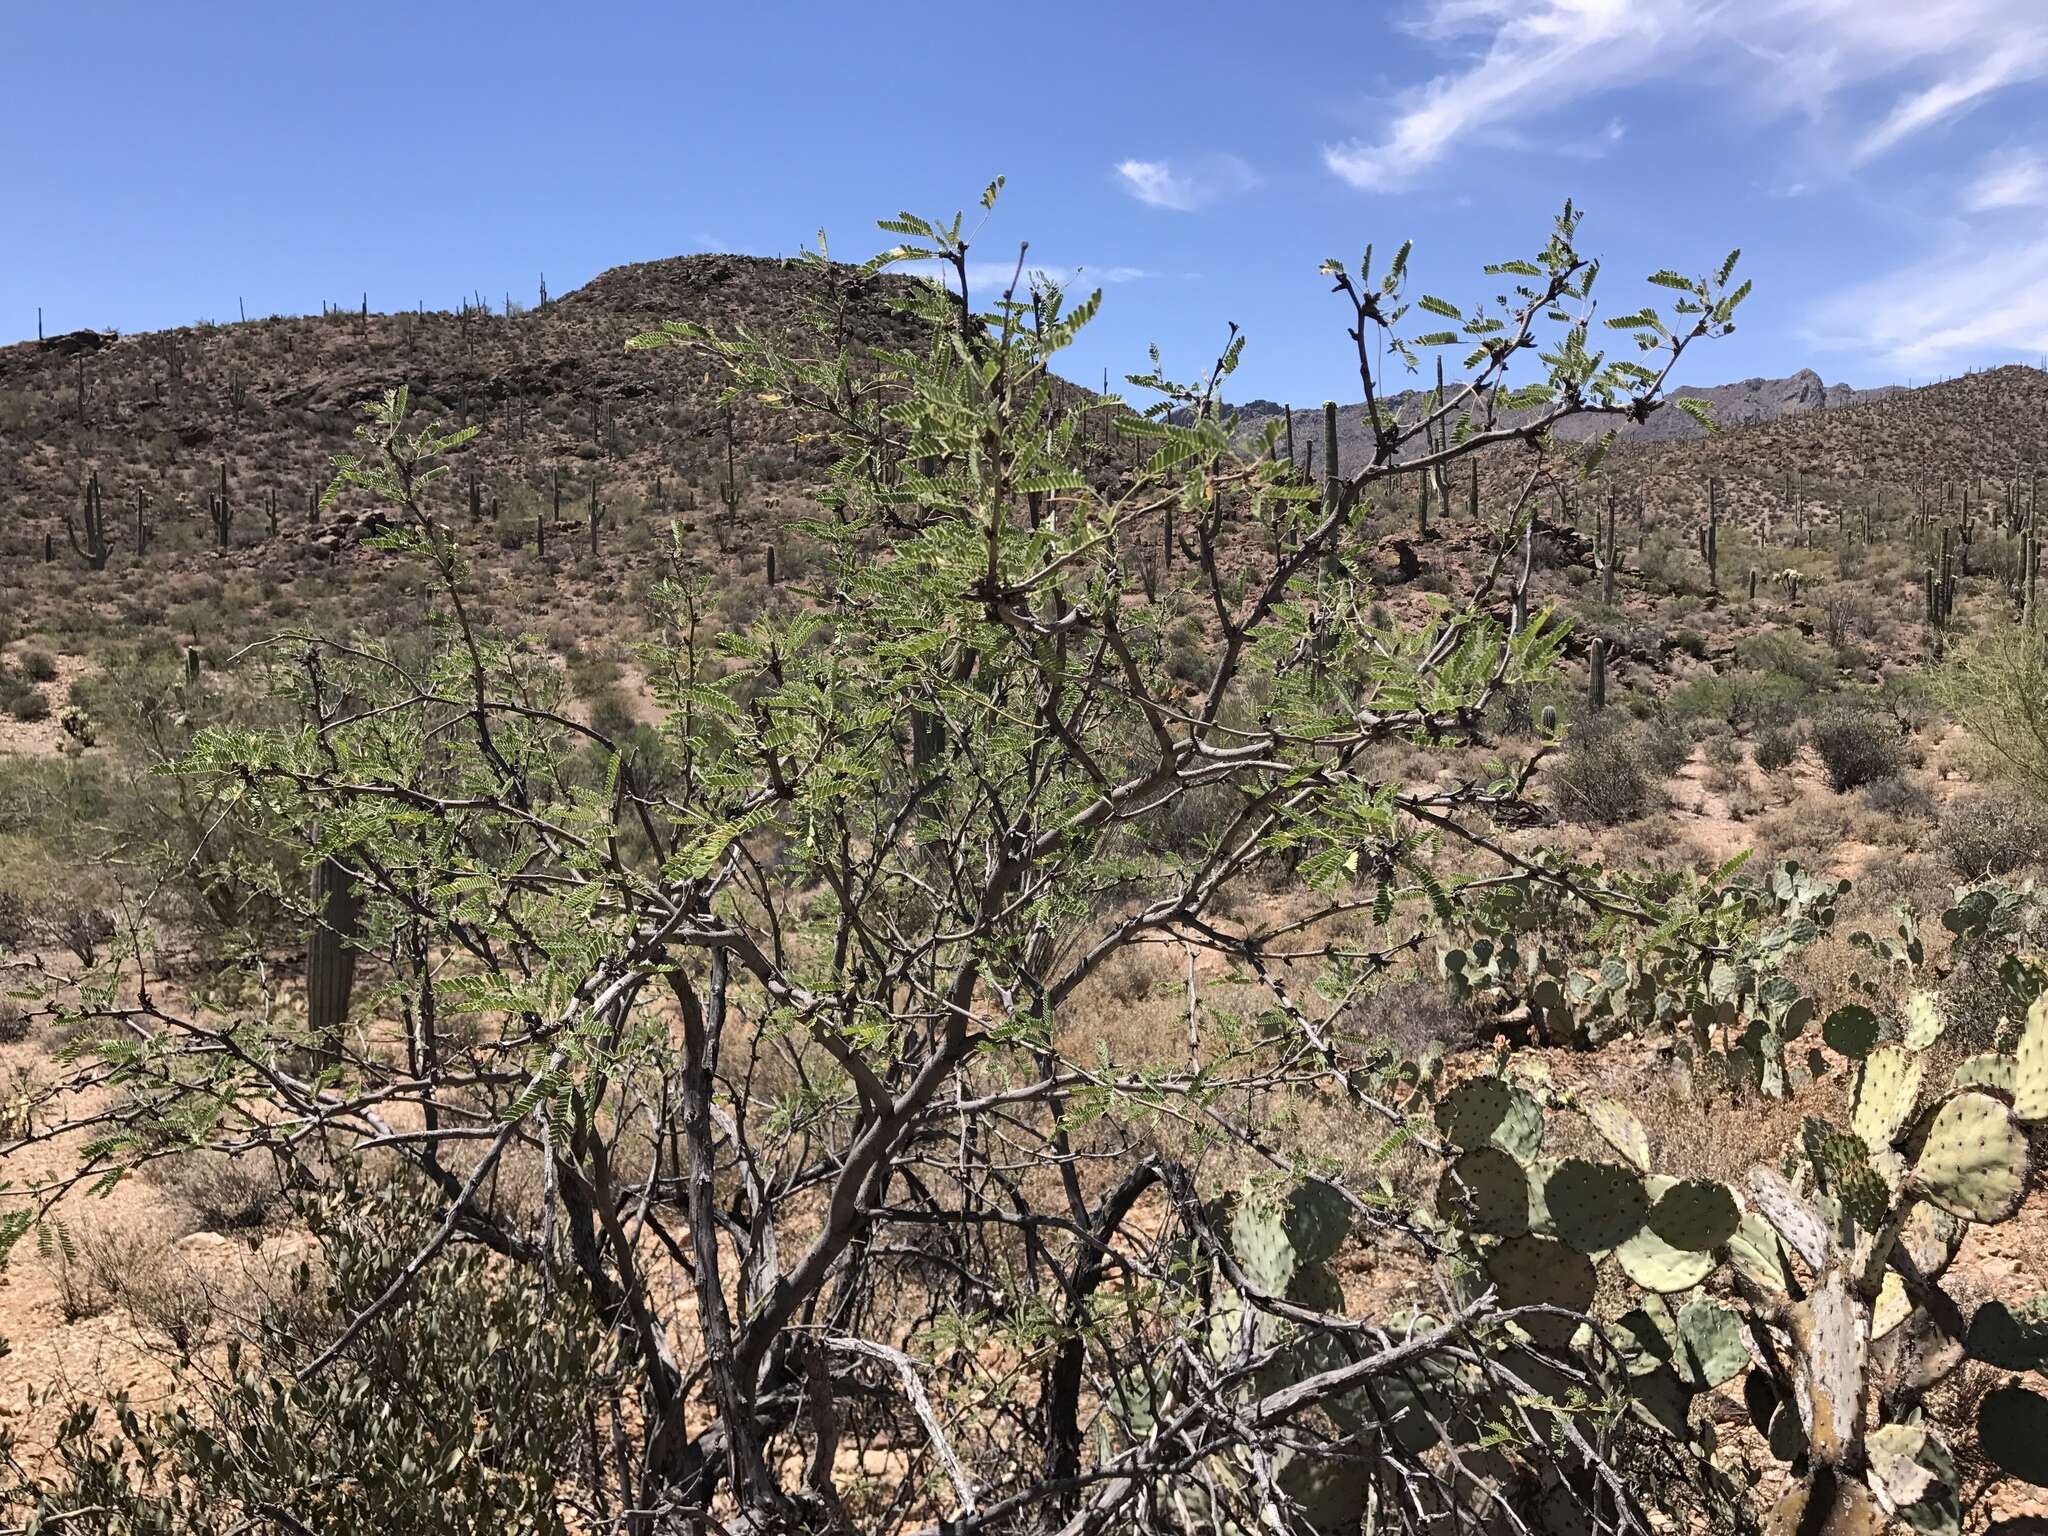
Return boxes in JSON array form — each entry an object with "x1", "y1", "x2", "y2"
[
  {"x1": 1938, "y1": 788, "x2": 2048, "y2": 879},
  {"x1": 145, "y1": 1149, "x2": 286, "y2": 1233}
]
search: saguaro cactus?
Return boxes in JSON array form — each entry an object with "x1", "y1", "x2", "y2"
[
  {"x1": 1320, "y1": 401, "x2": 1341, "y2": 523},
  {"x1": 307, "y1": 855, "x2": 363, "y2": 1067},
  {"x1": 718, "y1": 405, "x2": 742, "y2": 553},
  {"x1": 1700, "y1": 477, "x2": 1720, "y2": 590},
  {"x1": 67, "y1": 471, "x2": 111, "y2": 569},
  {"x1": 1590, "y1": 637, "x2": 1608, "y2": 710},
  {"x1": 1600, "y1": 493, "x2": 1619, "y2": 603},
  {"x1": 210, "y1": 463, "x2": 233, "y2": 548}
]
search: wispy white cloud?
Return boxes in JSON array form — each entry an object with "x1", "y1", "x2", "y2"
[
  {"x1": 1808, "y1": 233, "x2": 2048, "y2": 370},
  {"x1": 1851, "y1": 36, "x2": 2048, "y2": 162},
  {"x1": 1326, "y1": 0, "x2": 2048, "y2": 191},
  {"x1": 910, "y1": 259, "x2": 1164, "y2": 299},
  {"x1": 1967, "y1": 148, "x2": 2048, "y2": 210},
  {"x1": 1326, "y1": 0, "x2": 1695, "y2": 191},
  {"x1": 1114, "y1": 154, "x2": 1257, "y2": 212}
]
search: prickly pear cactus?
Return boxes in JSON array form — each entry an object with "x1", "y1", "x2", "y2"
[
  {"x1": 1865, "y1": 1422, "x2": 1961, "y2": 1536},
  {"x1": 1394, "y1": 971, "x2": 2048, "y2": 1536},
  {"x1": 1646, "y1": 1178, "x2": 1740, "y2": 1252},
  {"x1": 1851, "y1": 1045, "x2": 1923, "y2": 1150},
  {"x1": 1542, "y1": 1157, "x2": 1648, "y2": 1253},
  {"x1": 1978, "y1": 1385, "x2": 2048, "y2": 1488},
  {"x1": 1911, "y1": 1090, "x2": 2027, "y2": 1221},
  {"x1": 1486, "y1": 1234, "x2": 1595, "y2": 1351},
  {"x1": 1437, "y1": 1146, "x2": 1531, "y2": 1236}
]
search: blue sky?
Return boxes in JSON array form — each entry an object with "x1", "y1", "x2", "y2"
[{"x1": 8, "y1": 1, "x2": 2046, "y2": 403}]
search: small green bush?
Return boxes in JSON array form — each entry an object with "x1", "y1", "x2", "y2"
[
  {"x1": 1552, "y1": 721, "x2": 1658, "y2": 825},
  {"x1": 1736, "y1": 631, "x2": 1831, "y2": 691},
  {"x1": 1637, "y1": 714, "x2": 1695, "y2": 777},
  {"x1": 1810, "y1": 708, "x2": 1902, "y2": 793},
  {"x1": 4, "y1": 686, "x2": 49, "y2": 724},
  {"x1": 1754, "y1": 728, "x2": 1799, "y2": 772},
  {"x1": 15, "y1": 648, "x2": 58, "y2": 684},
  {"x1": 1859, "y1": 775, "x2": 1934, "y2": 821}
]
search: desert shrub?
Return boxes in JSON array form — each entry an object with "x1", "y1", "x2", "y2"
[
  {"x1": 0, "y1": 886, "x2": 27, "y2": 948},
  {"x1": 0, "y1": 1000, "x2": 25, "y2": 1045},
  {"x1": 1672, "y1": 628, "x2": 1709, "y2": 660},
  {"x1": 1341, "y1": 977, "x2": 1488, "y2": 1058},
  {"x1": 1939, "y1": 790, "x2": 2048, "y2": 878},
  {"x1": 1726, "y1": 671, "x2": 1811, "y2": 732},
  {"x1": 1753, "y1": 727, "x2": 1799, "y2": 772},
  {"x1": 1701, "y1": 731, "x2": 1743, "y2": 772},
  {"x1": 1669, "y1": 669, "x2": 1806, "y2": 734},
  {"x1": 3, "y1": 683, "x2": 48, "y2": 723},
  {"x1": 14, "y1": 1177, "x2": 608, "y2": 1535},
  {"x1": 586, "y1": 689, "x2": 638, "y2": 741},
  {"x1": 1636, "y1": 713, "x2": 1696, "y2": 777},
  {"x1": 1736, "y1": 629, "x2": 1832, "y2": 691},
  {"x1": 73, "y1": 1227, "x2": 218, "y2": 1355},
  {"x1": 1940, "y1": 623, "x2": 2048, "y2": 804},
  {"x1": 15, "y1": 648, "x2": 58, "y2": 683},
  {"x1": 149, "y1": 1149, "x2": 284, "y2": 1231},
  {"x1": 1859, "y1": 774, "x2": 1934, "y2": 821},
  {"x1": 1551, "y1": 720, "x2": 1658, "y2": 824},
  {"x1": 1810, "y1": 707, "x2": 1902, "y2": 792},
  {"x1": 1816, "y1": 587, "x2": 1867, "y2": 647},
  {"x1": 1665, "y1": 674, "x2": 1734, "y2": 730}
]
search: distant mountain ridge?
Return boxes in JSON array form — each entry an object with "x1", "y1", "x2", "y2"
[{"x1": 1230, "y1": 368, "x2": 1907, "y2": 474}]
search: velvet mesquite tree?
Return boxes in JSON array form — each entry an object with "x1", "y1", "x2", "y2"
[{"x1": 4, "y1": 188, "x2": 1797, "y2": 1534}]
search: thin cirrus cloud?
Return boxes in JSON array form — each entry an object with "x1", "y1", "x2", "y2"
[
  {"x1": 1114, "y1": 154, "x2": 1257, "y2": 212},
  {"x1": 1967, "y1": 148, "x2": 2048, "y2": 209},
  {"x1": 1809, "y1": 233, "x2": 2048, "y2": 372},
  {"x1": 1324, "y1": 0, "x2": 2048, "y2": 191},
  {"x1": 909, "y1": 259, "x2": 1161, "y2": 299},
  {"x1": 1814, "y1": 145, "x2": 2048, "y2": 369}
]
